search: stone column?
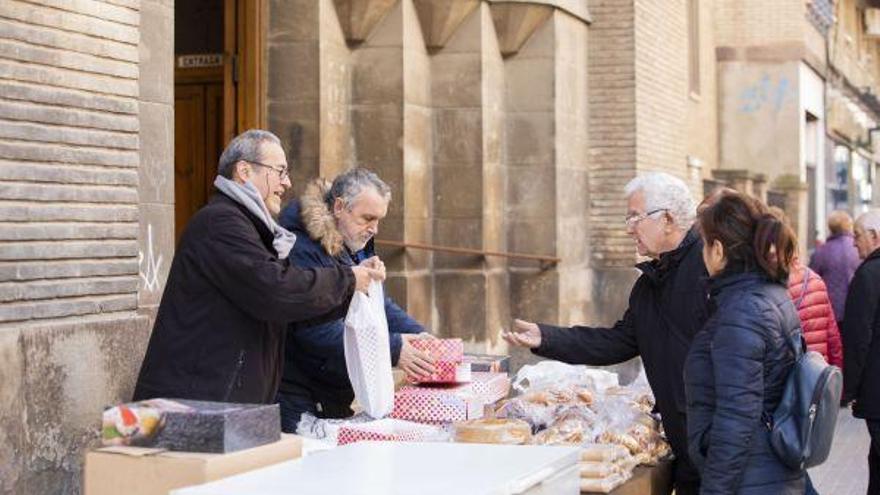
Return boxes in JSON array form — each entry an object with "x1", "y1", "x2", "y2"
[
  {"x1": 501, "y1": 7, "x2": 590, "y2": 369},
  {"x1": 350, "y1": 0, "x2": 434, "y2": 325},
  {"x1": 428, "y1": 3, "x2": 508, "y2": 351},
  {"x1": 268, "y1": 0, "x2": 359, "y2": 196}
]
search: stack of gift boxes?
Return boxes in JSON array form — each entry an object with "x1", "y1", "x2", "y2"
[{"x1": 338, "y1": 338, "x2": 511, "y2": 445}]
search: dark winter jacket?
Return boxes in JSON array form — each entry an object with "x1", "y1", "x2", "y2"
[
  {"x1": 685, "y1": 272, "x2": 804, "y2": 495},
  {"x1": 842, "y1": 248, "x2": 880, "y2": 419},
  {"x1": 810, "y1": 233, "x2": 860, "y2": 321},
  {"x1": 786, "y1": 262, "x2": 844, "y2": 369},
  {"x1": 533, "y1": 228, "x2": 708, "y2": 487},
  {"x1": 277, "y1": 180, "x2": 423, "y2": 412},
  {"x1": 132, "y1": 192, "x2": 355, "y2": 404}
]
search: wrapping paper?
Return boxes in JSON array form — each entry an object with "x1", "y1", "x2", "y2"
[
  {"x1": 337, "y1": 418, "x2": 444, "y2": 445},
  {"x1": 392, "y1": 384, "x2": 483, "y2": 423}
]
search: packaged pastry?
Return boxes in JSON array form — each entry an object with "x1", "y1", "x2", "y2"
[
  {"x1": 579, "y1": 461, "x2": 622, "y2": 478},
  {"x1": 579, "y1": 472, "x2": 630, "y2": 493},
  {"x1": 579, "y1": 443, "x2": 631, "y2": 463},
  {"x1": 453, "y1": 418, "x2": 532, "y2": 445}
]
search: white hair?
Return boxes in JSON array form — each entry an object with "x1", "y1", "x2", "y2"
[
  {"x1": 624, "y1": 172, "x2": 696, "y2": 230},
  {"x1": 856, "y1": 209, "x2": 880, "y2": 234}
]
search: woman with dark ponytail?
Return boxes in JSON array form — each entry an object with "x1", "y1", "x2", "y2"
[{"x1": 684, "y1": 191, "x2": 805, "y2": 494}]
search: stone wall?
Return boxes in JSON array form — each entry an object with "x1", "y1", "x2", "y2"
[{"x1": 0, "y1": 0, "x2": 173, "y2": 492}]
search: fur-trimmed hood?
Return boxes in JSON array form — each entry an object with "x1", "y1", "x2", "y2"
[{"x1": 298, "y1": 178, "x2": 345, "y2": 257}]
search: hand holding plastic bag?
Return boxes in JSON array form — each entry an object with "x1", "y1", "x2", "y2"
[{"x1": 343, "y1": 280, "x2": 394, "y2": 418}]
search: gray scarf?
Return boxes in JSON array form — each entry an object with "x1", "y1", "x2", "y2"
[{"x1": 214, "y1": 176, "x2": 297, "y2": 259}]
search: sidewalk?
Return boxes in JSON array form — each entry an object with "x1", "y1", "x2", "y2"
[{"x1": 809, "y1": 407, "x2": 870, "y2": 494}]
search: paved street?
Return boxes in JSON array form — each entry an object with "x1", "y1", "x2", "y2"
[{"x1": 809, "y1": 407, "x2": 871, "y2": 494}]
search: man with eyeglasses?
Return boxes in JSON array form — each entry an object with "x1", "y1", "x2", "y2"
[
  {"x1": 503, "y1": 172, "x2": 708, "y2": 495},
  {"x1": 133, "y1": 129, "x2": 384, "y2": 405}
]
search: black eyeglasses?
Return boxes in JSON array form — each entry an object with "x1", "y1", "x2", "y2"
[{"x1": 247, "y1": 160, "x2": 290, "y2": 180}]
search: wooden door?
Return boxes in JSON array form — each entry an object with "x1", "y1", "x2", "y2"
[{"x1": 173, "y1": 0, "x2": 265, "y2": 241}]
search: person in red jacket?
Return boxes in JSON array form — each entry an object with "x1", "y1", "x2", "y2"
[
  {"x1": 787, "y1": 260, "x2": 844, "y2": 369},
  {"x1": 768, "y1": 206, "x2": 844, "y2": 370}
]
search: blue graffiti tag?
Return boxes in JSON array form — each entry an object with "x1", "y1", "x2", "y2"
[{"x1": 738, "y1": 74, "x2": 790, "y2": 113}]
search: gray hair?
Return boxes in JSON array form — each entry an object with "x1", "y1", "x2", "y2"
[
  {"x1": 856, "y1": 209, "x2": 880, "y2": 234},
  {"x1": 217, "y1": 129, "x2": 282, "y2": 178},
  {"x1": 326, "y1": 168, "x2": 392, "y2": 209},
  {"x1": 624, "y1": 172, "x2": 696, "y2": 230}
]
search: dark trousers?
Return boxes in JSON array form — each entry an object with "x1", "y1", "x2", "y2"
[
  {"x1": 276, "y1": 383, "x2": 353, "y2": 434},
  {"x1": 869, "y1": 420, "x2": 880, "y2": 495},
  {"x1": 665, "y1": 412, "x2": 701, "y2": 495}
]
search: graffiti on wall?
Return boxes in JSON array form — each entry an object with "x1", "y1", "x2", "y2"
[
  {"x1": 138, "y1": 224, "x2": 164, "y2": 293},
  {"x1": 738, "y1": 74, "x2": 791, "y2": 114}
]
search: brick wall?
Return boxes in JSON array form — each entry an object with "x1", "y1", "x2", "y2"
[
  {"x1": 586, "y1": 0, "x2": 637, "y2": 269},
  {"x1": 0, "y1": 0, "x2": 141, "y2": 323},
  {"x1": 0, "y1": 1, "x2": 171, "y2": 492},
  {"x1": 715, "y1": 0, "x2": 805, "y2": 47}
]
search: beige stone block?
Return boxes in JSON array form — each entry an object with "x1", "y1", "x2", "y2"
[
  {"x1": 403, "y1": 217, "x2": 432, "y2": 268},
  {"x1": 0, "y1": 328, "x2": 24, "y2": 492},
  {"x1": 138, "y1": 101, "x2": 174, "y2": 205},
  {"x1": 412, "y1": 0, "x2": 480, "y2": 51},
  {"x1": 403, "y1": 47, "x2": 431, "y2": 107},
  {"x1": 431, "y1": 53, "x2": 481, "y2": 108},
  {"x1": 352, "y1": 47, "x2": 403, "y2": 104},
  {"x1": 138, "y1": 203, "x2": 174, "y2": 307},
  {"x1": 485, "y1": 271, "x2": 511, "y2": 345},
  {"x1": 509, "y1": 269, "x2": 559, "y2": 323},
  {"x1": 434, "y1": 165, "x2": 482, "y2": 218},
  {"x1": 489, "y1": 2, "x2": 554, "y2": 58},
  {"x1": 506, "y1": 112, "x2": 554, "y2": 165},
  {"x1": 557, "y1": 217, "x2": 589, "y2": 262},
  {"x1": 556, "y1": 167, "x2": 589, "y2": 218},
  {"x1": 5, "y1": 316, "x2": 150, "y2": 492},
  {"x1": 508, "y1": 219, "x2": 555, "y2": 264},
  {"x1": 401, "y1": 273, "x2": 433, "y2": 331},
  {"x1": 361, "y1": 0, "x2": 403, "y2": 46},
  {"x1": 138, "y1": 0, "x2": 173, "y2": 105},
  {"x1": 270, "y1": 0, "x2": 319, "y2": 42},
  {"x1": 268, "y1": 104, "x2": 321, "y2": 189},
  {"x1": 505, "y1": 57, "x2": 554, "y2": 112},
  {"x1": 506, "y1": 166, "x2": 555, "y2": 220},
  {"x1": 352, "y1": 105, "x2": 404, "y2": 165},
  {"x1": 433, "y1": 108, "x2": 482, "y2": 165},
  {"x1": 433, "y1": 218, "x2": 483, "y2": 269},
  {"x1": 268, "y1": 42, "x2": 320, "y2": 102},
  {"x1": 332, "y1": 0, "x2": 398, "y2": 44},
  {"x1": 434, "y1": 272, "x2": 487, "y2": 339}
]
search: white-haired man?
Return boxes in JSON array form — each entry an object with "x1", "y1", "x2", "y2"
[
  {"x1": 503, "y1": 172, "x2": 707, "y2": 495},
  {"x1": 842, "y1": 209, "x2": 880, "y2": 494}
]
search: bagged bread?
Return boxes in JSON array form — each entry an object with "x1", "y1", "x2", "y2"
[
  {"x1": 579, "y1": 461, "x2": 621, "y2": 479},
  {"x1": 580, "y1": 443, "x2": 630, "y2": 463},
  {"x1": 579, "y1": 472, "x2": 629, "y2": 493},
  {"x1": 454, "y1": 418, "x2": 532, "y2": 445}
]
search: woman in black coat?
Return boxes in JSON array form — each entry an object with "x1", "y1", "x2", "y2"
[{"x1": 685, "y1": 191, "x2": 805, "y2": 494}]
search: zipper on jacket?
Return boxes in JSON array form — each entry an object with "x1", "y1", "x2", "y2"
[{"x1": 224, "y1": 350, "x2": 246, "y2": 401}]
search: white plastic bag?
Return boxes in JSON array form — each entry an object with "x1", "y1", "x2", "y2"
[
  {"x1": 343, "y1": 280, "x2": 394, "y2": 418},
  {"x1": 512, "y1": 361, "x2": 619, "y2": 394}
]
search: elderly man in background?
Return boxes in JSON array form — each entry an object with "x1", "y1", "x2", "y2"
[
  {"x1": 842, "y1": 209, "x2": 880, "y2": 495},
  {"x1": 811, "y1": 210, "x2": 861, "y2": 328},
  {"x1": 275, "y1": 168, "x2": 435, "y2": 432},
  {"x1": 503, "y1": 172, "x2": 706, "y2": 495},
  {"x1": 133, "y1": 130, "x2": 383, "y2": 405}
]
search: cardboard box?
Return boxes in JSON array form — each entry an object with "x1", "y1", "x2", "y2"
[
  {"x1": 607, "y1": 460, "x2": 672, "y2": 495},
  {"x1": 463, "y1": 353, "x2": 510, "y2": 374},
  {"x1": 84, "y1": 434, "x2": 302, "y2": 495}
]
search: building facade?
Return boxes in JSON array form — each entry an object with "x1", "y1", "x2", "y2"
[{"x1": 3, "y1": 0, "x2": 880, "y2": 492}]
